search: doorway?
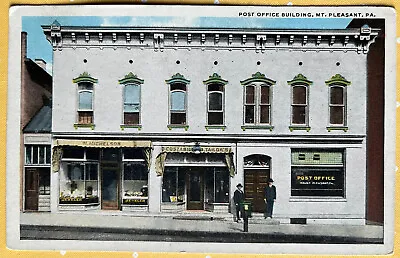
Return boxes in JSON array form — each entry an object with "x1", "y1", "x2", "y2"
[
  {"x1": 25, "y1": 167, "x2": 50, "y2": 211},
  {"x1": 186, "y1": 168, "x2": 204, "y2": 210},
  {"x1": 101, "y1": 167, "x2": 120, "y2": 210}
]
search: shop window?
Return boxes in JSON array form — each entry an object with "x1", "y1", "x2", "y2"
[
  {"x1": 25, "y1": 145, "x2": 51, "y2": 165},
  {"x1": 123, "y1": 84, "x2": 141, "y2": 125},
  {"x1": 122, "y1": 163, "x2": 148, "y2": 205},
  {"x1": 39, "y1": 169, "x2": 50, "y2": 195},
  {"x1": 291, "y1": 149, "x2": 345, "y2": 197},
  {"x1": 204, "y1": 168, "x2": 229, "y2": 203},
  {"x1": 170, "y1": 83, "x2": 187, "y2": 125},
  {"x1": 59, "y1": 163, "x2": 99, "y2": 204},
  {"x1": 162, "y1": 167, "x2": 185, "y2": 202}
]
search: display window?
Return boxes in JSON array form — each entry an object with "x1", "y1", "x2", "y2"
[
  {"x1": 204, "y1": 168, "x2": 229, "y2": 203},
  {"x1": 162, "y1": 167, "x2": 185, "y2": 203},
  {"x1": 291, "y1": 149, "x2": 345, "y2": 198}
]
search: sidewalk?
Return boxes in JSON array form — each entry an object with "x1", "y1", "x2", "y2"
[{"x1": 20, "y1": 211, "x2": 384, "y2": 243}]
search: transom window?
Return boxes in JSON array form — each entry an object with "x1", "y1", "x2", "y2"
[{"x1": 25, "y1": 145, "x2": 51, "y2": 165}]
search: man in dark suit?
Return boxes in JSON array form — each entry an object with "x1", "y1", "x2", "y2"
[
  {"x1": 233, "y1": 183, "x2": 244, "y2": 222},
  {"x1": 264, "y1": 178, "x2": 276, "y2": 219}
]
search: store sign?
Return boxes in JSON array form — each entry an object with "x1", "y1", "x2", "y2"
[
  {"x1": 55, "y1": 139, "x2": 152, "y2": 148},
  {"x1": 162, "y1": 146, "x2": 232, "y2": 153},
  {"x1": 291, "y1": 168, "x2": 344, "y2": 197},
  {"x1": 122, "y1": 198, "x2": 148, "y2": 205}
]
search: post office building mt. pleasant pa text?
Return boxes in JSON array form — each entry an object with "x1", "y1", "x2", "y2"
[{"x1": 22, "y1": 20, "x2": 384, "y2": 225}]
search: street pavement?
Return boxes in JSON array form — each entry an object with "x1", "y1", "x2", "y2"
[{"x1": 20, "y1": 211, "x2": 384, "y2": 243}]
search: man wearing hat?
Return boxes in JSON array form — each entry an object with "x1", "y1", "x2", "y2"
[
  {"x1": 233, "y1": 183, "x2": 244, "y2": 222},
  {"x1": 264, "y1": 178, "x2": 276, "y2": 219}
]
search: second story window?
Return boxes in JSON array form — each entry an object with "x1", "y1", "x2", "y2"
[
  {"x1": 166, "y1": 73, "x2": 190, "y2": 126},
  {"x1": 325, "y1": 74, "x2": 351, "y2": 129},
  {"x1": 240, "y1": 72, "x2": 276, "y2": 127},
  {"x1": 204, "y1": 73, "x2": 228, "y2": 126},
  {"x1": 119, "y1": 72, "x2": 144, "y2": 126},
  {"x1": 288, "y1": 74, "x2": 313, "y2": 129},
  {"x1": 73, "y1": 72, "x2": 98, "y2": 127}
]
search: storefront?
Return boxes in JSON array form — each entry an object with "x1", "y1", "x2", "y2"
[{"x1": 52, "y1": 139, "x2": 152, "y2": 211}]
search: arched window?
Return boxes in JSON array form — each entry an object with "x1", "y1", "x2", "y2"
[
  {"x1": 325, "y1": 74, "x2": 350, "y2": 130},
  {"x1": 204, "y1": 74, "x2": 228, "y2": 126},
  {"x1": 166, "y1": 73, "x2": 190, "y2": 126},
  {"x1": 123, "y1": 84, "x2": 141, "y2": 125},
  {"x1": 73, "y1": 73, "x2": 98, "y2": 126},
  {"x1": 287, "y1": 74, "x2": 313, "y2": 130}
]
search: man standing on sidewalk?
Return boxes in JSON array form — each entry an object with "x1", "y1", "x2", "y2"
[
  {"x1": 233, "y1": 183, "x2": 244, "y2": 222},
  {"x1": 264, "y1": 178, "x2": 276, "y2": 219}
]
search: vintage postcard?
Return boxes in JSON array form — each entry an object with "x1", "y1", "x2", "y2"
[{"x1": 6, "y1": 4, "x2": 396, "y2": 255}]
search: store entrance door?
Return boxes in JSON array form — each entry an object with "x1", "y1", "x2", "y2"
[
  {"x1": 244, "y1": 169, "x2": 270, "y2": 213},
  {"x1": 187, "y1": 169, "x2": 204, "y2": 210},
  {"x1": 25, "y1": 168, "x2": 39, "y2": 211},
  {"x1": 101, "y1": 167, "x2": 120, "y2": 210}
]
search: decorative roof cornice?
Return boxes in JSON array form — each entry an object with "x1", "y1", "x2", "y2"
[
  {"x1": 42, "y1": 24, "x2": 380, "y2": 54},
  {"x1": 287, "y1": 74, "x2": 313, "y2": 86},
  {"x1": 118, "y1": 72, "x2": 144, "y2": 85},
  {"x1": 325, "y1": 74, "x2": 351, "y2": 86},
  {"x1": 165, "y1": 73, "x2": 190, "y2": 85},
  {"x1": 72, "y1": 72, "x2": 98, "y2": 84},
  {"x1": 203, "y1": 73, "x2": 228, "y2": 85},
  {"x1": 240, "y1": 72, "x2": 276, "y2": 86}
]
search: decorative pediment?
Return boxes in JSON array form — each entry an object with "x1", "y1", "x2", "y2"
[
  {"x1": 165, "y1": 73, "x2": 190, "y2": 85},
  {"x1": 72, "y1": 72, "x2": 98, "y2": 84},
  {"x1": 325, "y1": 74, "x2": 351, "y2": 86},
  {"x1": 203, "y1": 73, "x2": 228, "y2": 85},
  {"x1": 240, "y1": 72, "x2": 276, "y2": 85},
  {"x1": 118, "y1": 72, "x2": 144, "y2": 85},
  {"x1": 287, "y1": 74, "x2": 313, "y2": 86}
]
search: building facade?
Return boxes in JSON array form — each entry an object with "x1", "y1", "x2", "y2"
[{"x1": 38, "y1": 21, "x2": 380, "y2": 224}]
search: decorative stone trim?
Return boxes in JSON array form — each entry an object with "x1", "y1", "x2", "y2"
[
  {"x1": 118, "y1": 72, "x2": 144, "y2": 85},
  {"x1": 120, "y1": 124, "x2": 142, "y2": 131},
  {"x1": 287, "y1": 74, "x2": 313, "y2": 86},
  {"x1": 167, "y1": 125, "x2": 189, "y2": 131},
  {"x1": 73, "y1": 123, "x2": 95, "y2": 130},
  {"x1": 72, "y1": 72, "x2": 98, "y2": 84},
  {"x1": 203, "y1": 73, "x2": 228, "y2": 85},
  {"x1": 165, "y1": 73, "x2": 190, "y2": 85},
  {"x1": 240, "y1": 72, "x2": 276, "y2": 86},
  {"x1": 205, "y1": 125, "x2": 226, "y2": 131},
  {"x1": 241, "y1": 125, "x2": 274, "y2": 131},
  {"x1": 289, "y1": 126, "x2": 311, "y2": 132},
  {"x1": 325, "y1": 74, "x2": 351, "y2": 86},
  {"x1": 327, "y1": 126, "x2": 348, "y2": 132}
]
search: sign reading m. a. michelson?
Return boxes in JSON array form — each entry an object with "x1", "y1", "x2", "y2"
[
  {"x1": 55, "y1": 139, "x2": 152, "y2": 148},
  {"x1": 162, "y1": 146, "x2": 232, "y2": 153}
]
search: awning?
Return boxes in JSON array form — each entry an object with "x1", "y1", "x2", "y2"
[{"x1": 54, "y1": 139, "x2": 152, "y2": 148}]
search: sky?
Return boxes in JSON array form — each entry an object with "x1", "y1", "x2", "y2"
[{"x1": 22, "y1": 16, "x2": 352, "y2": 75}]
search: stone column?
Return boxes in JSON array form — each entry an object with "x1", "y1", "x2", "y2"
[{"x1": 148, "y1": 146, "x2": 162, "y2": 213}]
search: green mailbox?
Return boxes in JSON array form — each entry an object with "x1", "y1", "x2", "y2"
[{"x1": 240, "y1": 201, "x2": 252, "y2": 218}]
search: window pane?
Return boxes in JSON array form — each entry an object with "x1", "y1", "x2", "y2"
[
  {"x1": 78, "y1": 82, "x2": 93, "y2": 91},
  {"x1": 78, "y1": 111, "x2": 93, "y2": 124},
  {"x1": 330, "y1": 106, "x2": 344, "y2": 124},
  {"x1": 85, "y1": 164, "x2": 98, "y2": 180},
  {"x1": 330, "y1": 87, "x2": 344, "y2": 105},
  {"x1": 215, "y1": 168, "x2": 229, "y2": 203},
  {"x1": 124, "y1": 85, "x2": 140, "y2": 104},
  {"x1": 260, "y1": 86, "x2": 270, "y2": 104},
  {"x1": 293, "y1": 86, "x2": 306, "y2": 104},
  {"x1": 123, "y1": 148, "x2": 145, "y2": 160},
  {"x1": 79, "y1": 91, "x2": 93, "y2": 110},
  {"x1": 124, "y1": 104, "x2": 140, "y2": 112},
  {"x1": 46, "y1": 146, "x2": 51, "y2": 164},
  {"x1": 68, "y1": 164, "x2": 84, "y2": 180},
  {"x1": 124, "y1": 112, "x2": 139, "y2": 125},
  {"x1": 39, "y1": 146, "x2": 45, "y2": 164},
  {"x1": 63, "y1": 147, "x2": 85, "y2": 159},
  {"x1": 86, "y1": 148, "x2": 100, "y2": 160},
  {"x1": 208, "y1": 84, "x2": 223, "y2": 92},
  {"x1": 208, "y1": 112, "x2": 223, "y2": 125},
  {"x1": 260, "y1": 106, "x2": 270, "y2": 124},
  {"x1": 33, "y1": 146, "x2": 38, "y2": 164},
  {"x1": 209, "y1": 92, "x2": 222, "y2": 111},
  {"x1": 171, "y1": 112, "x2": 186, "y2": 125},
  {"x1": 245, "y1": 86, "x2": 255, "y2": 104},
  {"x1": 245, "y1": 106, "x2": 255, "y2": 123},
  {"x1": 292, "y1": 106, "x2": 306, "y2": 124},
  {"x1": 25, "y1": 146, "x2": 32, "y2": 164},
  {"x1": 170, "y1": 83, "x2": 186, "y2": 91},
  {"x1": 171, "y1": 91, "x2": 186, "y2": 111},
  {"x1": 162, "y1": 168, "x2": 177, "y2": 202}
]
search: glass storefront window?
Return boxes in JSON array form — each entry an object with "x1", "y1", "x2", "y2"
[
  {"x1": 59, "y1": 162, "x2": 99, "y2": 204},
  {"x1": 205, "y1": 167, "x2": 229, "y2": 203},
  {"x1": 122, "y1": 162, "x2": 148, "y2": 205},
  {"x1": 162, "y1": 167, "x2": 185, "y2": 202}
]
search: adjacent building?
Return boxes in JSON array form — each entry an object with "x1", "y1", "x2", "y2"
[{"x1": 24, "y1": 21, "x2": 382, "y2": 224}]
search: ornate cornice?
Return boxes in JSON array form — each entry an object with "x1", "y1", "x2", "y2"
[
  {"x1": 118, "y1": 72, "x2": 144, "y2": 85},
  {"x1": 203, "y1": 73, "x2": 228, "y2": 85},
  {"x1": 72, "y1": 72, "x2": 98, "y2": 84},
  {"x1": 42, "y1": 23, "x2": 380, "y2": 54},
  {"x1": 287, "y1": 74, "x2": 313, "y2": 86},
  {"x1": 165, "y1": 73, "x2": 190, "y2": 85},
  {"x1": 240, "y1": 72, "x2": 276, "y2": 86},
  {"x1": 325, "y1": 74, "x2": 351, "y2": 86}
]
